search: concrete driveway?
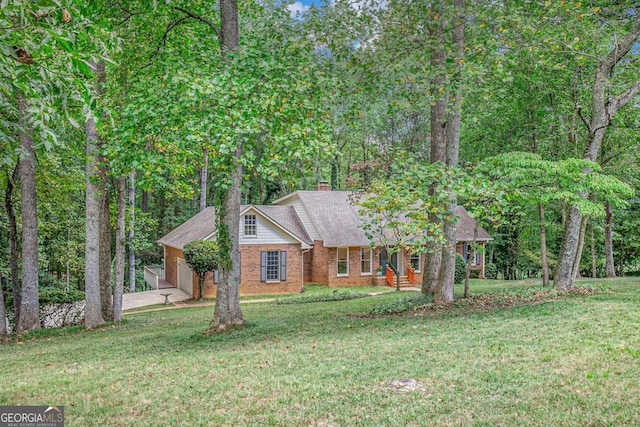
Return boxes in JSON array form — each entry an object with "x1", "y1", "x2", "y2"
[{"x1": 123, "y1": 288, "x2": 191, "y2": 311}]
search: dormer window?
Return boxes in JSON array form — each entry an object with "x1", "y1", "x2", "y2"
[{"x1": 244, "y1": 214, "x2": 256, "y2": 237}]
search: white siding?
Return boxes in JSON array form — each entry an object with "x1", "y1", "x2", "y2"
[
  {"x1": 240, "y1": 212, "x2": 299, "y2": 245},
  {"x1": 277, "y1": 196, "x2": 321, "y2": 241}
]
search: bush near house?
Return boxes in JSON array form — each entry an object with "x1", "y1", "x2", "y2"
[{"x1": 454, "y1": 253, "x2": 466, "y2": 284}]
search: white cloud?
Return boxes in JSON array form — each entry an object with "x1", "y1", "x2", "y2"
[{"x1": 287, "y1": 1, "x2": 310, "y2": 17}]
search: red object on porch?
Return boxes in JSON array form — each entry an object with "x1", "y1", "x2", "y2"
[
  {"x1": 407, "y1": 265, "x2": 415, "y2": 285},
  {"x1": 386, "y1": 265, "x2": 394, "y2": 287}
]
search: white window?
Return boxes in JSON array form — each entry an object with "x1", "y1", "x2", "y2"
[
  {"x1": 244, "y1": 214, "x2": 256, "y2": 237},
  {"x1": 410, "y1": 253, "x2": 421, "y2": 272},
  {"x1": 337, "y1": 247, "x2": 349, "y2": 276},
  {"x1": 260, "y1": 251, "x2": 287, "y2": 282},
  {"x1": 360, "y1": 248, "x2": 372, "y2": 275},
  {"x1": 266, "y1": 251, "x2": 279, "y2": 281}
]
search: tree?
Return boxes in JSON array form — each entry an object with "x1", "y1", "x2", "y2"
[
  {"x1": 551, "y1": 10, "x2": 640, "y2": 290},
  {"x1": 478, "y1": 152, "x2": 633, "y2": 283},
  {"x1": 113, "y1": 176, "x2": 126, "y2": 321},
  {"x1": 84, "y1": 60, "x2": 106, "y2": 328},
  {"x1": 183, "y1": 240, "x2": 219, "y2": 301},
  {"x1": 458, "y1": 169, "x2": 507, "y2": 296},
  {"x1": 15, "y1": 89, "x2": 39, "y2": 333},
  {"x1": 353, "y1": 159, "x2": 461, "y2": 292}
]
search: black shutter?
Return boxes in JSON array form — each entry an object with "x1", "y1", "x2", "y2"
[
  {"x1": 280, "y1": 251, "x2": 287, "y2": 281},
  {"x1": 260, "y1": 251, "x2": 267, "y2": 282}
]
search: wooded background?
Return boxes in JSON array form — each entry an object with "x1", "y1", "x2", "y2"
[{"x1": 1, "y1": 1, "x2": 639, "y2": 332}]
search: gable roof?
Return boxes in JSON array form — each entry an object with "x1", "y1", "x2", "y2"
[
  {"x1": 157, "y1": 205, "x2": 314, "y2": 250},
  {"x1": 455, "y1": 206, "x2": 493, "y2": 242},
  {"x1": 159, "y1": 192, "x2": 493, "y2": 250},
  {"x1": 276, "y1": 191, "x2": 370, "y2": 247},
  {"x1": 275, "y1": 191, "x2": 492, "y2": 246},
  {"x1": 243, "y1": 205, "x2": 313, "y2": 246},
  {"x1": 157, "y1": 207, "x2": 217, "y2": 250}
]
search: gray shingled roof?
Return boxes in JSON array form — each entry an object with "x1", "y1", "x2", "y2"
[
  {"x1": 250, "y1": 205, "x2": 313, "y2": 246},
  {"x1": 455, "y1": 206, "x2": 493, "y2": 242},
  {"x1": 158, "y1": 194, "x2": 492, "y2": 250},
  {"x1": 288, "y1": 191, "x2": 492, "y2": 246},
  {"x1": 294, "y1": 191, "x2": 371, "y2": 247},
  {"x1": 157, "y1": 207, "x2": 216, "y2": 250},
  {"x1": 157, "y1": 205, "x2": 314, "y2": 249}
]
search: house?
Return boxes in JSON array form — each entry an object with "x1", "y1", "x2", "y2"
[{"x1": 156, "y1": 184, "x2": 492, "y2": 298}]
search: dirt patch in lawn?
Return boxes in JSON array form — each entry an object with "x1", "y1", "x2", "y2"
[{"x1": 356, "y1": 286, "x2": 607, "y2": 319}]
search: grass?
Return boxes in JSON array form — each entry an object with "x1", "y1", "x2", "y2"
[{"x1": 2, "y1": 278, "x2": 639, "y2": 426}]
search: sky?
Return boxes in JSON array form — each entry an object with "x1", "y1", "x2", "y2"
[{"x1": 287, "y1": 1, "x2": 312, "y2": 15}]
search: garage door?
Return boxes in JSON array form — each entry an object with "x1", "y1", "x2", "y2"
[{"x1": 177, "y1": 258, "x2": 193, "y2": 296}]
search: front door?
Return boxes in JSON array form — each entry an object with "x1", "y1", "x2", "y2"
[{"x1": 380, "y1": 249, "x2": 404, "y2": 275}]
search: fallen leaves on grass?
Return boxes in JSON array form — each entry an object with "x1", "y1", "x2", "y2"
[{"x1": 364, "y1": 286, "x2": 608, "y2": 317}]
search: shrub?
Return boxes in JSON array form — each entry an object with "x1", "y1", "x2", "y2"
[
  {"x1": 39, "y1": 288, "x2": 85, "y2": 305},
  {"x1": 370, "y1": 294, "x2": 431, "y2": 315},
  {"x1": 454, "y1": 254, "x2": 466, "y2": 284},
  {"x1": 276, "y1": 291, "x2": 369, "y2": 305},
  {"x1": 183, "y1": 240, "x2": 219, "y2": 300},
  {"x1": 485, "y1": 263, "x2": 498, "y2": 279},
  {"x1": 5, "y1": 287, "x2": 85, "y2": 307}
]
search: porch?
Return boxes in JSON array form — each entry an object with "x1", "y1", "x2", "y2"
[
  {"x1": 376, "y1": 265, "x2": 418, "y2": 288},
  {"x1": 143, "y1": 265, "x2": 179, "y2": 289}
]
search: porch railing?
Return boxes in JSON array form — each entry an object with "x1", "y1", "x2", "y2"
[
  {"x1": 407, "y1": 265, "x2": 415, "y2": 285},
  {"x1": 143, "y1": 265, "x2": 164, "y2": 290},
  {"x1": 385, "y1": 265, "x2": 394, "y2": 287}
]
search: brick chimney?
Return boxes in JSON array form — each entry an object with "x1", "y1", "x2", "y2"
[{"x1": 315, "y1": 180, "x2": 332, "y2": 191}]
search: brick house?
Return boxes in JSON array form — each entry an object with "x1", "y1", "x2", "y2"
[{"x1": 157, "y1": 185, "x2": 492, "y2": 298}]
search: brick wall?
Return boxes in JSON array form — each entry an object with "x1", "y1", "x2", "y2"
[
  {"x1": 310, "y1": 240, "x2": 329, "y2": 285},
  {"x1": 325, "y1": 246, "x2": 381, "y2": 287},
  {"x1": 164, "y1": 244, "x2": 304, "y2": 299},
  {"x1": 303, "y1": 249, "x2": 313, "y2": 283},
  {"x1": 164, "y1": 246, "x2": 182, "y2": 287},
  {"x1": 239, "y1": 243, "x2": 304, "y2": 295}
]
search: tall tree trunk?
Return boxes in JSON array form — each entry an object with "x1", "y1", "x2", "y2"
[
  {"x1": 538, "y1": 203, "x2": 550, "y2": 286},
  {"x1": 590, "y1": 221, "x2": 597, "y2": 278},
  {"x1": 435, "y1": 0, "x2": 465, "y2": 303},
  {"x1": 424, "y1": 2, "x2": 448, "y2": 301},
  {"x1": 210, "y1": 144, "x2": 244, "y2": 331},
  {"x1": 555, "y1": 206, "x2": 582, "y2": 290},
  {"x1": 604, "y1": 201, "x2": 616, "y2": 278},
  {"x1": 85, "y1": 61, "x2": 106, "y2": 328},
  {"x1": 330, "y1": 156, "x2": 339, "y2": 191},
  {"x1": 99, "y1": 166, "x2": 112, "y2": 321},
  {"x1": 113, "y1": 177, "x2": 126, "y2": 321},
  {"x1": 422, "y1": 246, "x2": 441, "y2": 296},
  {"x1": 16, "y1": 90, "x2": 40, "y2": 333},
  {"x1": 0, "y1": 276, "x2": 6, "y2": 340},
  {"x1": 209, "y1": 0, "x2": 244, "y2": 332},
  {"x1": 141, "y1": 189, "x2": 148, "y2": 213},
  {"x1": 128, "y1": 171, "x2": 136, "y2": 292},
  {"x1": 200, "y1": 148, "x2": 208, "y2": 211},
  {"x1": 571, "y1": 216, "x2": 588, "y2": 280},
  {"x1": 555, "y1": 16, "x2": 640, "y2": 291},
  {"x1": 5, "y1": 164, "x2": 20, "y2": 318},
  {"x1": 65, "y1": 213, "x2": 71, "y2": 291},
  {"x1": 463, "y1": 225, "x2": 478, "y2": 299}
]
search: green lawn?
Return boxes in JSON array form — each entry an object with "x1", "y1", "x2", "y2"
[{"x1": 2, "y1": 278, "x2": 640, "y2": 426}]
